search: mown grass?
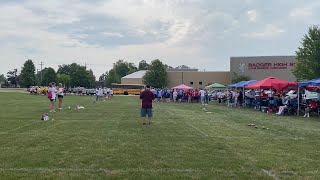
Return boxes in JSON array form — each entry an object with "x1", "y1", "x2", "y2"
[{"x1": 0, "y1": 91, "x2": 320, "y2": 179}]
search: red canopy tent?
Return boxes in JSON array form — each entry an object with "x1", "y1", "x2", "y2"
[
  {"x1": 245, "y1": 77, "x2": 292, "y2": 92},
  {"x1": 271, "y1": 82, "x2": 298, "y2": 92},
  {"x1": 172, "y1": 84, "x2": 193, "y2": 90}
]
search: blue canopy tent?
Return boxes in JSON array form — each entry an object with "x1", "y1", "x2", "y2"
[
  {"x1": 227, "y1": 80, "x2": 257, "y2": 88},
  {"x1": 227, "y1": 80, "x2": 257, "y2": 107},
  {"x1": 237, "y1": 80, "x2": 258, "y2": 88},
  {"x1": 299, "y1": 78, "x2": 320, "y2": 87},
  {"x1": 297, "y1": 78, "x2": 320, "y2": 116},
  {"x1": 227, "y1": 81, "x2": 245, "y2": 88}
]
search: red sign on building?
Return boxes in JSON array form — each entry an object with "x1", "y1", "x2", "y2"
[{"x1": 248, "y1": 62, "x2": 295, "y2": 70}]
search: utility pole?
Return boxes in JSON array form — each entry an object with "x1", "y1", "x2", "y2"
[{"x1": 39, "y1": 62, "x2": 44, "y2": 84}]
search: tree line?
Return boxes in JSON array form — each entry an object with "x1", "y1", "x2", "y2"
[{"x1": 0, "y1": 59, "x2": 192, "y2": 88}]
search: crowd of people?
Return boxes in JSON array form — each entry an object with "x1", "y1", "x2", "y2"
[
  {"x1": 43, "y1": 82, "x2": 319, "y2": 119},
  {"x1": 151, "y1": 88, "x2": 210, "y2": 105},
  {"x1": 149, "y1": 88, "x2": 246, "y2": 107},
  {"x1": 45, "y1": 83, "x2": 115, "y2": 112},
  {"x1": 149, "y1": 87, "x2": 319, "y2": 118}
]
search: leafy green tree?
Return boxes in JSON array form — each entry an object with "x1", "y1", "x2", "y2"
[
  {"x1": 57, "y1": 74, "x2": 71, "y2": 87},
  {"x1": 99, "y1": 72, "x2": 108, "y2": 81},
  {"x1": 231, "y1": 72, "x2": 250, "y2": 83},
  {"x1": 42, "y1": 67, "x2": 57, "y2": 85},
  {"x1": 293, "y1": 25, "x2": 320, "y2": 80},
  {"x1": 87, "y1": 69, "x2": 96, "y2": 88},
  {"x1": 113, "y1": 60, "x2": 137, "y2": 78},
  {"x1": 164, "y1": 64, "x2": 173, "y2": 70},
  {"x1": 68, "y1": 63, "x2": 96, "y2": 88},
  {"x1": 7, "y1": 69, "x2": 19, "y2": 87},
  {"x1": 20, "y1": 60, "x2": 36, "y2": 88},
  {"x1": 175, "y1": 65, "x2": 191, "y2": 69},
  {"x1": 138, "y1": 60, "x2": 149, "y2": 70},
  {"x1": 0, "y1": 74, "x2": 6, "y2": 84},
  {"x1": 113, "y1": 60, "x2": 130, "y2": 78},
  {"x1": 106, "y1": 69, "x2": 120, "y2": 87},
  {"x1": 143, "y1": 59, "x2": 168, "y2": 88},
  {"x1": 128, "y1": 62, "x2": 138, "y2": 74},
  {"x1": 57, "y1": 64, "x2": 71, "y2": 75}
]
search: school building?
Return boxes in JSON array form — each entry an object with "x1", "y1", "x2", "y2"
[{"x1": 121, "y1": 56, "x2": 298, "y2": 88}]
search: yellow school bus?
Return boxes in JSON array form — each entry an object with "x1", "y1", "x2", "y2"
[{"x1": 111, "y1": 83, "x2": 145, "y2": 95}]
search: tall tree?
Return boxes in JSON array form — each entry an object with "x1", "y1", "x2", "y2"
[
  {"x1": 57, "y1": 64, "x2": 71, "y2": 75},
  {"x1": 113, "y1": 60, "x2": 130, "y2": 78},
  {"x1": 128, "y1": 62, "x2": 138, "y2": 74},
  {"x1": 293, "y1": 25, "x2": 320, "y2": 80},
  {"x1": 143, "y1": 59, "x2": 168, "y2": 88},
  {"x1": 138, "y1": 60, "x2": 149, "y2": 70},
  {"x1": 68, "y1": 63, "x2": 96, "y2": 88},
  {"x1": 7, "y1": 69, "x2": 19, "y2": 87},
  {"x1": 20, "y1": 59, "x2": 36, "y2": 88},
  {"x1": 57, "y1": 74, "x2": 71, "y2": 87},
  {"x1": 99, "y1": 72, "x2": 109, "y2": 81},
  {"x1": 42, "y1": 67, "x2": 57, "y2": 85},
  {"x1": 175, "y1": 65, "x2": 191, "y2": 69},
  {"x1": 87, "y1": 69, "x2": 96, "y2": 88},
  {"x1": 113, "y1": 60, "x2": 138, "y2": 78},
  {"x1": 106, "y1": 69, "x2": 120, "y2": 87},
  {"x1": 231, "y1": 73, "x2": 250, "y2": 83},
  {"x1": 164, "y1": 64, "x2": 173, "y2": 70},
  {"x1": 0, "y1": 74, "x2": 6, "y2": 83}
]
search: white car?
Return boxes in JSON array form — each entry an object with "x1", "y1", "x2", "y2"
[
  {"x1": 286, "y1": 90, "x2": 319, "y2": 100},
  {"x1": 286, "y1": 90, "x2": 297, "y2": 99}
]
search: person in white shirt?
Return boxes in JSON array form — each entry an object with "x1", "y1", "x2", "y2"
[
  {"x1": 110, "y1": 89, "x2": 113, "y2": 99},
  {"x1": 199, "y1": 89, "x2": 206, "y2": 105},
  {"x1": 48, "y1": 82, "x2": 57, "y2": 113},
  {"x1": 95, "y1": 88, "x2": 99, "y2": 102},
  {"x1": 57, "y1": 83, "x2": 64, "y2": 110},
  {"x1": 99, "y1": 87, "x2": 104, "y2": 101},
  {"x1": 173, "y1": 90, "x2": 178, "y2": 103}
]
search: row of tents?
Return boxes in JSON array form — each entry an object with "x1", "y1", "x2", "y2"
[{"x1": 172, "y1": 77, "x2": 320, "y2": 92}]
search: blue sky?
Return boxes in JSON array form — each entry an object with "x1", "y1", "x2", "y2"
[{"x1": 0, "y1": 0, "x2": 319, "y2": 78}]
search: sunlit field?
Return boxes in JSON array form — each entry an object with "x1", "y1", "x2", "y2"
[{"x1": 0, "y1": 91, "x2": 320, "y2": 179}]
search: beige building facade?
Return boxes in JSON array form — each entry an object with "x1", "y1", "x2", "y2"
[
  {"x1": 121, "y1": 56, "x2": 297, "y2": 88},
  {"x1": 121, "y1": 70, "x2": 230, "y2": 89},
  {"x1": 230, "y1": 56, "x2": 297, "y2": 81},
  {"x1": 167, "y1": 71, "x2": 230, "y2": 89}
]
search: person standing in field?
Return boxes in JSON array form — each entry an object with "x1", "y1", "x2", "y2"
[
  {"x1": 140, "y1": 85, "x2": 155, "y2": 125},
  {"x1": 57, "y1": 83, "x2": 64, "y2": 111},
  {"x1": 199, "y1": 88, "x2": 206, "y2": 105},
  {"x1": 48, "y1": 82, "x2": 57, "y2": 113}
]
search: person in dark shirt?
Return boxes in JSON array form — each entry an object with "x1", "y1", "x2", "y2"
[{"x1": 140, "y1": 85, "x2": 155, "y2": 125}]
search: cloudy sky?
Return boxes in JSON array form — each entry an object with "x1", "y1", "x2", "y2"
[{"x1": 1, "y1": 0, "x2": 319, "y2": 78}]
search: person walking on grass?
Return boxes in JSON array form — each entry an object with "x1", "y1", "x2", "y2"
[
  {"x1": 57, "y1": 83, "x2": 64, "y2": 111},
  {"x1": 140, "y1": 85, "x2": 155, "y2": 125},
  {"x1": 199, "y1": 88, "x2": 206, "y2": 105},
  {"x1": 48, "y1": 82, "x2": 57, "y2": 113}
]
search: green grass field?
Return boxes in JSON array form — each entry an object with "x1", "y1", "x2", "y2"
[{"x1": 1, "y1": 91, "x2": 320, "y2": 179}]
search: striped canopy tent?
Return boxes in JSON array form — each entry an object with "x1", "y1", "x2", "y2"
[{"x1": 205, "y1": 83, "x2": 226, "y2": 89}]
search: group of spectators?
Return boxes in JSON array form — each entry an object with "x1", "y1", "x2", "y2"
[
  {"x1": 151, "y1": 88, "x2": 210, "y2": 105},
  {"x1": 150, "y1": 87, "x2": 319, "y2": 118},
  {"x1": 94, "y1": 87, "x2": 113, "y2": 102}
]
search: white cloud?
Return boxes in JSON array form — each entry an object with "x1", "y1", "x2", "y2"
[
  {"x1": 242, "y1": 24, "x2": 285, "y2": 39},
  {"x1": 102, "y1": 32, "x2": 124, "y2": 38},
  {"x1": 247, "y1": 10, "x2": 258, "y2": 22},
  {"x1": 0, "y1": 0, "x2": 311, "y2": 78},
  {"x1": 289, "y1": 1, "x2": 320, "y2": 22}
]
